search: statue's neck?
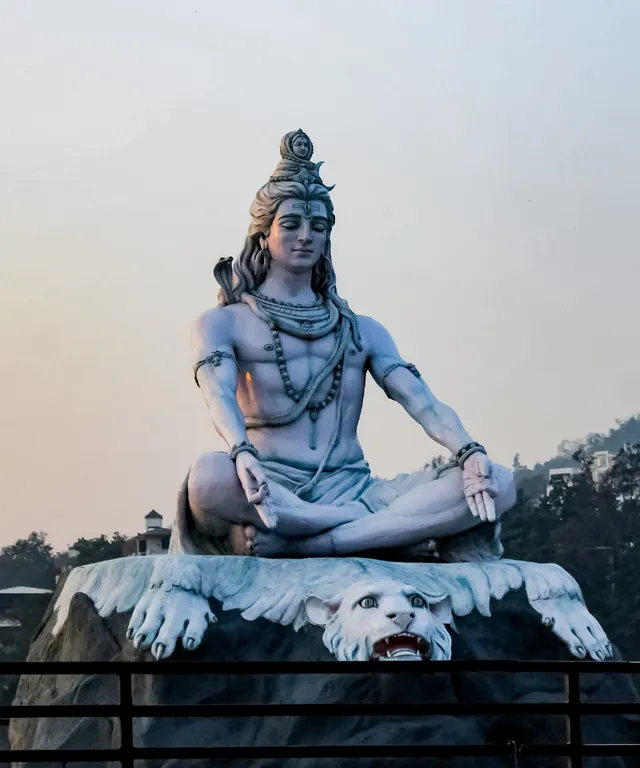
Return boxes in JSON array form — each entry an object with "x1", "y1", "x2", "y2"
[{"x1": 257, "y1": 267, "x2": 318, "y2": 305}]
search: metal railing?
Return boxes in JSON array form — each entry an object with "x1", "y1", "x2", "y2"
[{"x1": 1, "y1": 659, "x2": 639, "y2": 766}]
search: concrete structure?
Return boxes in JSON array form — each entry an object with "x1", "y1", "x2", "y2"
[
  {"x1": 133, "y1": 511, "x2": 171, "y2": 556},
  {"x1": 592, "y1": 450, "x2": 615, "y2": 485},
  {"x1": 0, "y1": 587, "x2": 52, "y2": 632},
  {"x1": 546, "y1": 466, "x2": 582, "y2": 496},
  {"x1": 546, "y1": 451, "x2": 616, "y2": 495}
]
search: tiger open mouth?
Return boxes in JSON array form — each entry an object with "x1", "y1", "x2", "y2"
[{"x1": 371, "y1": 632, "x2": 430, "y2": 661}]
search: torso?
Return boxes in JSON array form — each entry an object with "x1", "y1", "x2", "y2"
[{"x1": 226, "y1": 304, "x2": 371, "y2": 470}]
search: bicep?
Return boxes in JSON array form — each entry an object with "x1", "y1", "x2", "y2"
[
  {"x1": 191, "y1": 310, "x2": 239, "y2": 394},
  {"x1": 364, "y1": 317, "x2": 431, "y2": 401}
]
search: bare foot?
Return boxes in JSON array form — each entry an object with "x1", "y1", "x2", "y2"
[
  {"x1": 401, "y1": 538, "x2": 440, "y2": 561},
  {"x1": 229, "y1": 524, "x2": 256, "y2": 556},
  {"x1": 253, "y1": 529, "x2": 296, "y2": 558}
]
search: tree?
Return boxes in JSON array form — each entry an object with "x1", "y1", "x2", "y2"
[
  {"x1": 502, "y1": 445, "x2": 640, "y2": 658},
  {"x1": 0, "y1": 532, "x2": 56, "y2": 590},
  {"x1": 69, "y1": 533, "x2": 127, "y2": 566}
]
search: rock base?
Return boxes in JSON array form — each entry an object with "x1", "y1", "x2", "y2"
[{"x1": 9, "y1": 587, "x2": 640, "y2": 767}]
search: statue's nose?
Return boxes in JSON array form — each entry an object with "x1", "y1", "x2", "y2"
[
  {"x1": 386, "y1": 611, "x2": 415, "y2": 631},
  {"x1": 298, "y1": 221, "x2": 313, "y2": 243}
]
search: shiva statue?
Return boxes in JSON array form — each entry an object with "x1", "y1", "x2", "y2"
[
  {"x1": 170, "y1": 129, "x2": 517, "y2": 562},
  {"x1": 46, "y1": 131, "x2": 610, "y2": 665}
]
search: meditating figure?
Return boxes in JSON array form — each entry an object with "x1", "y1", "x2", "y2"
[{"x1": 170, "y1": 130, "x2": 516, "y2": 560}]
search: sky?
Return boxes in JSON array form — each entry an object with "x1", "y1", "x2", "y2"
[{"x1": 1, "y1": 1, "x2": 639, "y2": 550}]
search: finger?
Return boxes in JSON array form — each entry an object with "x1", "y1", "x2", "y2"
[
  {"x1": 466, "y1": 494, "x2": 479, "y2": 518},
  {"x1": 246, "y1": 478, "x2": 269, "y2": 505},
  {"x1": 474, "y1": 492, "x2": 487, "y2": 521},
  {"x1": 256, "y1": 498, "x2": 278, "y2": 530},
  {"x1": 246, "y1": 488, "x2": 266, "y2": 505},
  {"x1": 255, "y1": 477, "x2": 270, "y2": 495},
  {"x1": 482, "y1": 491, "x2": 496, "y2": 522}
]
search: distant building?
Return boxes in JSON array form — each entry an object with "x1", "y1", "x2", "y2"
[
  {"x1": 546, "y1": 451, "x2": 615, "y2": 495},
  {"x1": 546, "y1": 467, "x2": 582, "y2": 496},
  {"x1": 592, "y1": 450, "x2": 615, "y2": 485},
  {"x1": 132, "y1": 510, "x2": 172, "y2": 556},
  {"x1": 54, "y1": 547, "x2": 80, "y2": 579},
  {"x1": 0, "y1": 586, "x2": 53, "y2": 628}
]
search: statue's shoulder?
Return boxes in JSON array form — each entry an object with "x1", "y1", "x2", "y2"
[
  {"x1": 355, "y1": 314, "x2": 394, "y2": 349},
  {"x1": 192, "y1": 304, "x2": 250, "y2": 344}
]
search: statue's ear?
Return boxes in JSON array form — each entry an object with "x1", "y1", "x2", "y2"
[
  {"x1": 304, "y1": 595, "x2": 339, "y2": 627},
  {"x1": 428, "y1": 594, "x2": 453, "y2": 626}
]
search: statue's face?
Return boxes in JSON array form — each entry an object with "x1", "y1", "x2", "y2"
[
  {"x1": 266, "y1": 198, "x2": 329, "y2": 274},
  {"x1": 291, "y1": 135, "x2": 310, "y2": 159}
]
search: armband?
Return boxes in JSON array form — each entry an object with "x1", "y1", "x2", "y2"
[
  {"x1": 193, "y1": 350, "x2": 235, "y2": 387},
  {"x1": 380, "y1": 360, "x2": 422, "y2": 397}
]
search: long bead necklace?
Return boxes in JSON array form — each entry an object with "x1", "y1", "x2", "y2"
[{"x1": 269, "y1": 323, "x2": 343, "y2": 450}]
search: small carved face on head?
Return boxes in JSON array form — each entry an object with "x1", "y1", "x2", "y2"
[
  {"x1": 264, "y1": 198, "x2": 329, "y2": 274},
  {"x1": 305, "y1": 578, "x2": 453, "y2": 662},
  {"x1": 291, "y1": 134, "x2": 311, "y2": 159}
]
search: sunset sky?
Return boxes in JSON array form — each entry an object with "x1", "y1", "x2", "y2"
[{"x1": 1, "y1": 1, "x2": 639, "y2": 550}]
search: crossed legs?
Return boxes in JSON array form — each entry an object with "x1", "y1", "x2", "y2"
[{"x1": 187, "y1": 451, "x2": 516, "y2": 558}]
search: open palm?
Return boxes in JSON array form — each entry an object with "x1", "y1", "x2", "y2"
[{"x1": 462, "y1": 452, "x2": 499, "y2": 522}]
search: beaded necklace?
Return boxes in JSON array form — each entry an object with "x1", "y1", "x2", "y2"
[
  {"x1": 241, "y1": 291, "x2": 346, "y2": 451},
  {"x1": 269, "y1": 324, "x2": 344, "y2": 450}
]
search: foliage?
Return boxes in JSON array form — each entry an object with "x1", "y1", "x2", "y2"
[
  {"x1": 0, "y1": 532, "x2": 56, "y2": 591},
  {"x1": 69, "y1": 533, "x2": 127, "y2": 566},
  {"x1": 512, "y1": 413, "x2": 640, "y2": 497},
  {"x1": 502, "y1": 444, "x2": 640, "y2": 658}
]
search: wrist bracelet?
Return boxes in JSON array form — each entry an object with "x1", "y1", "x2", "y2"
[
  {"x1": 455, "y1": 442, "x2": 487, "y2": 468},
  {"x1": 229, "y1": 441, "x2": 259, "y2": 462}
]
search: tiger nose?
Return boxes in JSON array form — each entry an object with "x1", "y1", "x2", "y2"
[{"x1": 386, "y1": 611, "x2": 415, "y2": 631}]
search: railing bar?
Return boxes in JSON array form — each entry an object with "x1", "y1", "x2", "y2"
[
  {"x1": 0, "y1": 702, "x2": 570, "y2": 718},
  {"x1": 2, "y1": 659, "x2": 639, "y2": 674},
  {"x1": 5, "y1": 743, "x2": 640, "y2": 760},
  {"x1": 118, "y1": 671, "x2": 134, "y2": 768},
  {"x1": 4, "y1": 701, "x2": 640, "y2": 719},
  {"x1": 565, "y1": 669, "x2": 584, "y2": 768}
]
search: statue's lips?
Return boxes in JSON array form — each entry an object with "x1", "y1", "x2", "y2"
[{"x1": 371, "y1": 632, "x2": 429, "y2": 660}]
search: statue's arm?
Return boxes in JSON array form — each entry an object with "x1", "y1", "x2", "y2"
[
  {"x1": 362, "y1": 316, "x2": 474, "y2": 455},
  {"x1": 191, "y1": 308, "x2": 248, "y2": 450}
]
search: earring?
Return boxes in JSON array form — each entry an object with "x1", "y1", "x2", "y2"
[{"x1": 258, "y1": 246, "x2": 271, "y2": 270}]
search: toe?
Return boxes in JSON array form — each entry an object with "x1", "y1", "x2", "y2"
[
  {"x1": 128, "y1": 592, "x2": 153, "y2": 639},
  {"x1": 244, "y1": 526, "x2": 256, "y2": 555},
  {"x1": 182, "y1": 612, "x2": 210, "y2": 651},
  {"x1": 133, "y1": 607, "x2": 164, "y2": 649}
]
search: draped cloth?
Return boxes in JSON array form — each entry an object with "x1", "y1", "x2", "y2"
[{"x1": 168, "y1": 457, "x2": 503, "y2": 562}]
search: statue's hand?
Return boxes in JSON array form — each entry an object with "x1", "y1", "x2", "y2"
[
  {"x1": 462, "y1": 452, "x2": 499, "y2": 522},
  {"x1": 235, "y1": 452, "x2": 278, "y2": 530}
]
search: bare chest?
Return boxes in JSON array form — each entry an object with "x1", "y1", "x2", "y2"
[{"x1": 233, "y1": 314, "x2": 367, "y2": 393}]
